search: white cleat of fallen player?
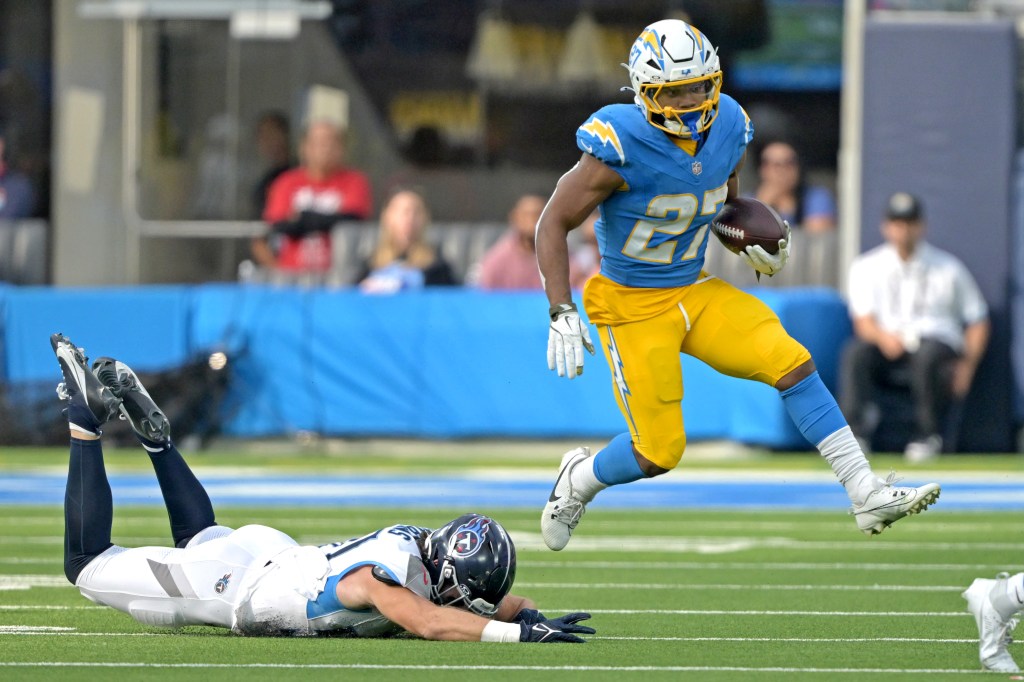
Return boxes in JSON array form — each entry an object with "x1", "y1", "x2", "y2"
[
  {"x1": 540, "y1": 447, "x2": 592, "y2": 551},
  {"x1": 849, "y1": 472, "x2": 940, "y2": 536},
  {"x1": 962, "y1": 577, "x2": 1021, "y2": 672}
]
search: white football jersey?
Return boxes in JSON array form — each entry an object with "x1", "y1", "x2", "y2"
[{"x1": 234, "y1": 524, "x2": 433, "y2": 636}]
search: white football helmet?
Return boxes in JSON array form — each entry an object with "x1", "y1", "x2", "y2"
[{"x1": 625, "y1": 19, "x2": 723, "y2": 139}]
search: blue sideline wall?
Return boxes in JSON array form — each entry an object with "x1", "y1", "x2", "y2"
[{"x1": 1, "y1": 284, "x2": 850, "y2": 449}]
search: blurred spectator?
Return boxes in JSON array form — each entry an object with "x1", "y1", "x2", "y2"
[
  {"x1": 476, "y1": 194, "x2": 552, "y2": 290},
  {"x1": 253, "y1": 120, "x2": 372, "y2": 273},
  {"x1": 569, "y1": 210, "x2": 600, "y2": 290},
  {"x1": 357, "y1": 187, "x2": 457, "y2": 293},
  {"x1": 251, "y1": 111, "x2": 293, "y2": 218},
  {"x1": 0, "y1": 130, "x2": 35, "y2": 218},
  {"x1": 752, "y1": 140, "x2": 836, "y2": 233},
  {"x1": 840, "y1": 193, "x2": 990, "y2": 462},
  {"x1": 0, "y1": 64, "x2": 48, "y2": 218}
]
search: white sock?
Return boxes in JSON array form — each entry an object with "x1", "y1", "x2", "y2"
[
  {"x1": 568, "y1": 455, "x2": 607, "y2": 503},
  {"x1": 817, "y1": 426, "x2": 883, "y2": 506}
]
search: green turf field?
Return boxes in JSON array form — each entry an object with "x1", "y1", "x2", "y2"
[{"x1": 0, "y1": 446, "x2": 1020, "y2": 681}]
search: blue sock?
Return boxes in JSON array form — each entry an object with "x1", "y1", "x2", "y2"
[
  {"x1": 780, "y1": 371, "x2": 849, "y2": 446},
  {"x1": 64, "y1": 437, "x2": 113, "y2": 583},
  {"x1": 593, "y1": 432, "x2": 646, "y2": 485}
]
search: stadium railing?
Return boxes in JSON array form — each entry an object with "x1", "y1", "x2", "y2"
[{"x1": 238, "y1": 221, "x2": 841, "y2": 289}]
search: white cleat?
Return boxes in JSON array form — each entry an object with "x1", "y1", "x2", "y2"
[
  {"x1": 540, "y1": 447, "x2": 591, "y2": 551},
  {"x1": 962, "y1": 577, "x2": 1021, "y2": 672},
  {"x1": 850, "y1": 472, "x2": 940, "y2": 536}
]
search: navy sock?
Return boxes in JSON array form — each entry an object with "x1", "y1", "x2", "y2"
[
  {"x1": 146, "y1": 441, "x2": 216, "y2": 547},
  {"x1": 66, "y1": 401, "x2": 103, "y2": 435},
  {"x1": 64, "y1": 438, "x2": 113, "y2": 584}
]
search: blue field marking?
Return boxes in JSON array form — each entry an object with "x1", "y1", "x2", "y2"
[{"x1": 0, "y1": 472, "x2": 1021, "y2": 509}]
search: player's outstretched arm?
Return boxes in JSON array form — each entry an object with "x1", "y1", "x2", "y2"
[
  {"x1": 346, "y1": 568, "x2": 593, "y2": 642},
  {"x1": 493, "y1": 593, "x2": 536, "y2": 622}
]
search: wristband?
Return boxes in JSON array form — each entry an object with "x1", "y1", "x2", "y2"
[
  {"x1": 549, "y1": 302, "x2": 577, "y2": 321},
  {"x1": 481, "y1": 620, "x2": 521, "y2": 643}
]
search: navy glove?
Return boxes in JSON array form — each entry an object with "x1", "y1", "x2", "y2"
[
  {"x1": 518, "y1": 612, "x2": 595, "y2": 643},
  {"x1": 512, "y1": 608, "x2": 547, "y2": 625}
]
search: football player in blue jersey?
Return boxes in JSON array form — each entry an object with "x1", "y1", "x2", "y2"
[
  {"x1": 51, "y1": 332, "x2": 593, "y2": 642},
  {"x1": 536, "y1": 19, "x2": 941, "y2": 550}
]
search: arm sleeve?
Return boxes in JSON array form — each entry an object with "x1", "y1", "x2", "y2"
[
  {"x1": 262, "y1": 175, "x2": 293, "y2": 223},
  {"x1": 271, "y1": 211, "x2": 340, "y2": 238},
  {"x1": 475, "y1": 240, "x2": 506, "y2": 289},
  {"x1": 802, "y1": 186, "x2": 837, "y2": 220},
  {"x1": 846, "y1": 258, "x2": 875, "y2": 318},
  {"x1": 344, "y1": 172, "x2": 373, "y2": 220},
  {"x1": 954, "y1": 263, "x2": 989, "y2": 325}
]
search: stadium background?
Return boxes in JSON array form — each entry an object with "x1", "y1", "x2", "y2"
[{"x1": 0, "y1": 0, "x2": 1021, "y2": 453}]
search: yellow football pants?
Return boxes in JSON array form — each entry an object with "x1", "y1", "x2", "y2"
[{"x1": 589, "y1": 276, "x2": 811, "y2": 469}]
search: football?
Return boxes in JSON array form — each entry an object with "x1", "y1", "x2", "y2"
[{"x1": 710, "y1": 197, "x2": 788, "y2": 256}]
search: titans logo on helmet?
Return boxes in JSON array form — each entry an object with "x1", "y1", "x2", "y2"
[{"x1": 449, "y1": 516, "x2": 491, "y2": 558}]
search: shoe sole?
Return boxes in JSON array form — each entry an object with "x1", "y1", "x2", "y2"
[
  {"x1": 92, "y1": 357, "x2": 170, "y2": 443},
  {"x1": 50, "y1": 333, "x2": 121, "y2": 423},
  {"x1": 857, "y1": 485, "x2": 941, "y2": 536}
]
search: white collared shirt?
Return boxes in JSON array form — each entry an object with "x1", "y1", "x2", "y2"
[{"x1": 847, "y1": 241, "x2": 988, "y2": 353}]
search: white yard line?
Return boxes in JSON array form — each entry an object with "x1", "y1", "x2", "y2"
[
  {"x1": 563, "y1": 609, "x2": 968, "y2": 616},
  {"x1": 0, "y1": 662, "x2": 994, "y2": 673},
  {"x1": 526, "y1": 560, "x2": 1007, "y2": 571},
  {"x1": 0, "y1": 574, "x2": 969, "y2": 592},
  {"x1": 0, "y1": 631, "x2": 984, "y2": 644},
  {"x1": 517, "y1": 582, "x2": 964, "y2": 592}
]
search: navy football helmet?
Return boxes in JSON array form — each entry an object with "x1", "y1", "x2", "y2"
[{"x1": 423, "y1": 513, "x2": 517, "y2": 617}]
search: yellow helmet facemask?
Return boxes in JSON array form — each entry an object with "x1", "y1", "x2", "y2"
[{"x1": 638, "y1": 72, "x2": 722, "y2": 139}]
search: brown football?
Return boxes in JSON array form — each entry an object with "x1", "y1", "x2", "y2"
[{"x1": 710, "y1": 197, "x2": 788, "y2": 256}]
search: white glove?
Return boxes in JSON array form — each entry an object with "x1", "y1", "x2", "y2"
[
  {"x1": 547, "y1": 303, "x2": 595, "y2": 380},
  {"x1": 739, "y1": 222, "x2": 792, "y2": 276}
]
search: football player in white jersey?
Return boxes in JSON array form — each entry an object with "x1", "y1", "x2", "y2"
[{"x1": 51, "y1": 333, "x2": 593, "y2": 643}]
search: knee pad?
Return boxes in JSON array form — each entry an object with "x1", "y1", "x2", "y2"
[
  {"x1": 636, "y1": 432, "x2": 686, "y2": 470},
  {"x1": 184, "y1": 525, "x2": 235, "y2": 548}
]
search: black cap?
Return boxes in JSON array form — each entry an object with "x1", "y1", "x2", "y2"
[{"x1": 885, "y1": 192, "x2": 923, "y2": 221}]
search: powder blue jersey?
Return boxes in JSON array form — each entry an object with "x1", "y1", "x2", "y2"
[{"x1": 577, "y1": 95, "x2": 753, "y2": 288}]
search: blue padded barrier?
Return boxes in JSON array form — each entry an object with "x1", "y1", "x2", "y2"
[
  {"x1": 3, "y1": 286, "x2": 193, "y2": 381},
  {"x1": 3, "y1": 285, "x2": 851, "y2": 448}
]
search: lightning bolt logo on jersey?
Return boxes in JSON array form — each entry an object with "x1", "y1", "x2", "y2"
[
  {"x1": 579, "y1": 119, "x2": 625, "y2": 165},
  {"x1": 576, "y1": 96, "x2": 753, "y2": 289}
]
